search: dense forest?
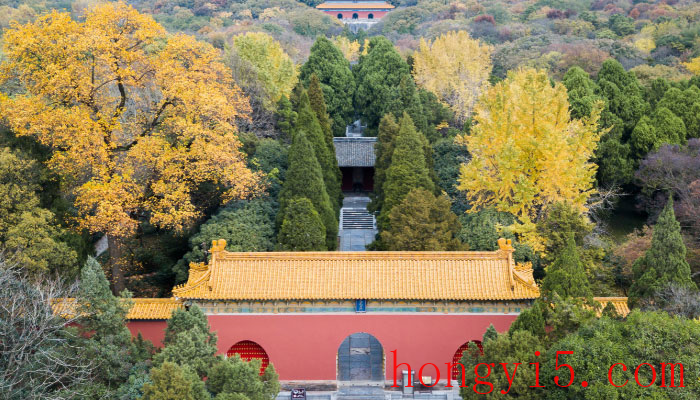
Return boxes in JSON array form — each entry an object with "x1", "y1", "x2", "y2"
[{"x1": 1, "y1": 0, "x2": 700, "y2": 398}]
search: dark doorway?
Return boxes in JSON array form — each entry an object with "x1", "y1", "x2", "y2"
[
  {"x1": 368, "y1": 13, "x2": 374, "y2": 19},
  {"x1": 337, "y1": 333, "x2": 384, "y2": 381},
  {"x1": 352, "y1": 13, "x2": 359, "y2": 19},
  {"x1": 337, "y1": 13, "x2": 343, "y2": 19},
  {"x1": 340, "y1": 167, "x2": 374, "y2": 192}
]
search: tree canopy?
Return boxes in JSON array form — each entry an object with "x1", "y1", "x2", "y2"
[
  {"x1": 457, "y1": 68, "x2": 602, "y2": 250},
  {"x1": 0, "y1": 2, "x2": 262, "y2": 291},
  {"x1": 412, "y1": 31, "x2": 492, "y2": 126},
  {"x1": 299, "y1": 36, "x2": 355, "y2": 137}
]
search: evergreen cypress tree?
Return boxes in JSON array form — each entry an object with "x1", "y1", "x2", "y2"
[
  {"x1": 629, "y1": 197, "x2": 697, "y2": 308},
  {"x1": 77, "y1": 257, "x2": 137, "y2": 390},
  {"x1": 380, "y1": 188, "x2": 462, "y2": 251},
  {"x1": 368, "y1": 114, "x2": 399, "y2": 214},
  {"x1": 207, "y1": 356, "x2": 279, "y2": 400},
  {"x1": 275, "y1": 95, "x2": 296, "y2": 141},
  {"x1": 141, "y1": 362, "x2": 209, "y2": 400},
  {"x1": 562, "y1": 66, "x2": 601, "y2": 120},
  {"x1": 296, "y1": 90, "x2": 342, "y2": 214},
  {"x1": 595, "y1": 59, "x2": 648, "y2": 186},
  {"x1": 353, "y1": 36, "x2": 424, "y2": 134},
  {"x1": 278, "y1": 197, "x2": 326, "y2": 251},
  {"x1": 508, "y1": 300, "x2": 546, "y2": 338},
  {"x1": 482, "y1": 324, "x2": 499, "y2": 344},
  {"x1": 307, "y1": 75, "x2": 343, "y2": 208},
  {"x1": 308, "y1": 73, "x2": 333, "y2": 143},
  {"x1": 540, "y1": 234, "x2": 593, "y2": 298},
  {"x1": 378, "y1": 114, "x2": 434, "y2": 229},
  {"x1": 631, "y1": 108, "x2": 685, "y2": 158},
  {"x1": 299, "y1": 36, "x2": 355, "y2": 136},
  {"x1": 277, "y1": 130, "x2": 338, "y2": 250},
  {"x1": 154, "y1": 306, "x2": 218, "y2": 378}
]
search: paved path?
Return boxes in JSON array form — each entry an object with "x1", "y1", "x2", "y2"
[{"x1": 339, "y1": 195, "x2": 377, "y2": 251}]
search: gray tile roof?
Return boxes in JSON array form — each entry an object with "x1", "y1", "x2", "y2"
[{"x1": 333, "y1": 137, "x2": 377, "y2": 167}]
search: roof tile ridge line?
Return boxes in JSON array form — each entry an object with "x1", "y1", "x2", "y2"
[
  {"x1": 511, "y1": 271, "x2": 539, "y2": 294},
  {"x1": 218, "y1": 250, "x2": 503, "y2": 258},
  {"x1": 130, "y1": 297, "x2": 182, "y2": 303},
  {"x1": 172, "y1": 260, "x2": 214, "y2": 296},
  {"x1": 593, "y1": 297, "x2": 628, "y2": 301}
]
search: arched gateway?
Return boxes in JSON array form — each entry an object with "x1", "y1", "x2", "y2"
[
  {"x1": 337, "y1": 333, "x2": 384, "y2": 381},
  {"x1": 227, "y1": 340, "x2": 270, "y2": 375},
  {"x1": 165, "y1": 238, "x2": 544, "y2": 383}
]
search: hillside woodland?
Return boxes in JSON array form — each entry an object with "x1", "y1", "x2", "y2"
[{"x1": 1, "y1": 0, "x2": 700, "y2": 398}]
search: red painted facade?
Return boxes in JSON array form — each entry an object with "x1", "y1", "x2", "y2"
[
  {"x1": 128, "y1": 320, "x2": 168, "y2": 347},
  {"x1": 207, "y1": 313, "x2": 517, "y2": 381},
  {"x1": 323, "y1": 10, "x2": 389, "y2": 20}
]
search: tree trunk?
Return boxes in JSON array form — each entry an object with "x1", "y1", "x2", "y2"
[{"x1": 107, "y1": 234, "x2": 126, "y2": 295}]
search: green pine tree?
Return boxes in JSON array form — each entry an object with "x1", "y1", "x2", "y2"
[
  {"x1": 141, "y1": 361, "x2": 210, "y2": 400},
  {"x1": 295, "y1": 90, "x2": 342, "y2": 215},
  {"x1": 207, "y1": 356, "x2": 279, "y2": 400},
  {"x1": 275, "y1": 95, "x2": 296, "y2": 141},
  {"x1": 562, "y1": 66, "x2": 601, "y2": 120},
  {"x1": 154, "y1": 306, "x2": 218, "y2": 378},
  {"x1": 368, "y1": 114, "x2": 399, "y2": 214},
  {"x1": 353, "y1": 37, "x2": 424, "y2": 134},
  {"x1": 380, "y1": 188, "x2": 462, "y2": 251},
  {"x1": 278, "y1": 197, "x2": 326, "y2": 251},
  {"x1": 277, "y1": 130, "x2": 338, "y2": 250},
  {"x1": 631, "y1": 108, "x2": 685, "y2": 158},
  {"x1": 629, "y1": 197, "x2": 697, "y2": 308},
  {"x1": 482, "y1": 324, "x2": 498, "y2": 344},
  {"x1": 299, "y1": 37, "x2": 355, "y2": 136},
  {"x1": 77, "y1": 257, "x2": 138, "y2": 390},
  {"x1": 378, "y1": 114, "x2": 434, "y2": 229},
  {"x1": 540, "y1": 234, "x2": 593, "y2": 298},
  {"x1": 595, "y1": 59, "x2": 648, "y2": 186},
  {"x1": 508, "y1": 300, "x2": 546, "y2": 338},
  {"x1": 307, "y1": 73, "x2": 333, "y2": 144},
  {"x1": 307, "y1": 76, "x2": 343, "y2": 209}
]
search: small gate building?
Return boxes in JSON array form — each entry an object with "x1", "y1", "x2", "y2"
[{"x1": 316, "y1": 1, "x2": 395, "y2": 21}]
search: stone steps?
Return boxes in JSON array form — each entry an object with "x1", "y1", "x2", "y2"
[{"x1": 341, "y1": 208, "x2": 375, "y2": 230}]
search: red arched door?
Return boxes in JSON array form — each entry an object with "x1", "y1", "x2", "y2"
[
  {"x1": 451, "y1": 341, "x2": 483, "y2": 379},
  {"x1": 227, "y1": 340, "x2": 270, "y2": 375}
]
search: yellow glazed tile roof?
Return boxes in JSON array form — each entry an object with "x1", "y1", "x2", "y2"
[
  {"x1": 127, "y1": 298, "x2": 184, "y2": 319},
  {"x1": 52, "y1": 297, "x2": 183, "y2": 320},
  {"x1": 317, "y1": 2, "x2": 395, "y2": 9},
  {"x1": 172, "y1": 239, "x2": 540, "y2": 301},
  {"x1": 593, "y1": 297, "x2": 630, "y2": 317}
]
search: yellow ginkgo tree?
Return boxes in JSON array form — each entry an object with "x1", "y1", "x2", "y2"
[
  {"x1": 456, "y1": 68, "x2": 603, "y2": 251},
  {"x1": 412, "y1": 31, "x2": 492, "y2": 127},
  {"x1": 683, "y1": 57, "x2": 700, "y2": 75},
  {"x1": 331, "y1": 36, "x2": 361, "y2": 62},
  {"x1": 0, "y1": 2, "x2": 262, "y2": 291}
]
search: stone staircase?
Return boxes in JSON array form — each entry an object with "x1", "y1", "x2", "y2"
[{"x1": 341, "y1": 208, "x2": 375, "y2": 230}]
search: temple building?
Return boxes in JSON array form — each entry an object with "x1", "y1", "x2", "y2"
[
  {"x1": 55, "y1": 238, "x2": 630, "y2": 388},
  {"x1": 133, "y1": 239, "x2": 543, "y2": 385},
  {"x1": 316, "y1": 1, "x2": 395, "y2": 22},
  {"x1": 334, "y1": 136, "x2": 376, "y2": 192}
]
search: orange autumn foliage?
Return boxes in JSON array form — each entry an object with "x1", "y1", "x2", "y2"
[{"x1": 0, "y1": 2, "x2": 262, "y2": 239}]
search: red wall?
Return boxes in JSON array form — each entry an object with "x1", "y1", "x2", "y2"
[
  {"x1": 128, "y1": 320, "x2": 169, "y2": 347},
  {"x1": 324, "y1": 10, "x2": 389, "y2": 20},
  {"x1": 208, "y1": 314, "x2": 517, "y2": 382}
]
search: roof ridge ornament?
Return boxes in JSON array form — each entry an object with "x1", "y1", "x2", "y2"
[
  {"x1": 497, "y1": 238, "x2": 514, "y2": 252},
  {"x1": 497, "y1": 238, "x2": 516, "y2": 290},
  {"x1": 211, "y1": 239, "x2": 227, "y2": 255}
]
